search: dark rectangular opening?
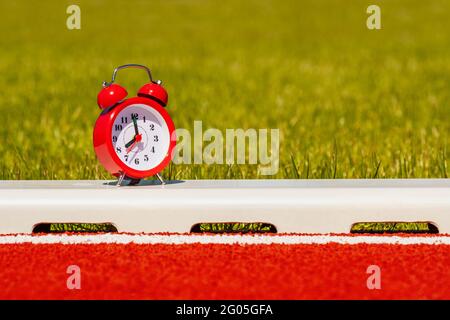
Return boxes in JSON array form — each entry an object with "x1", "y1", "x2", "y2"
[
  {"x1": 32, "y1": 222, "x2": 118, "y2": 234},
  {"x1": 191, "y1": 222, "x2": 277, "y2": 234},
  {"x1": 350, "y1": 221, "x2": 438, "y2": 234}
]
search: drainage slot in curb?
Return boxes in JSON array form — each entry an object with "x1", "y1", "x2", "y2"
[
  {"x1": 191, "y1": 222, "x2": 277, "y2": 234},
  {"x1": 350, "y1": 221, "x2": 439, "y2": 234},
  {"x1": 32, "y1": 222, "x2": 118, "y2": 234}
]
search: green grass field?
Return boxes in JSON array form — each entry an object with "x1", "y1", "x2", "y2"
[{"x1": 0, "y1": 0, "x2": 448, "y2": 180}]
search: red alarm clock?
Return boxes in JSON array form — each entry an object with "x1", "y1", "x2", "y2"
[{"x1": 93, "y1": 64, "x2": 176, "y2": 186}]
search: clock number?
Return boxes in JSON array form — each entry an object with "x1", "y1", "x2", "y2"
[
  {"x1": 144, "y1": 155, "x2": 149, "y2": 161},
  {"x1": 149, "y1": 124, "x2": 155, "y2": 130},
  {"x1": 143, "y1": 116, "x2": 146, "y2": 123},
  {"x1": 115, "y1": 124, "x2": 123, "y2": 131},
  {"x1": 112, "y1": 136, "x2": 117, "y2": 143},
  {"x1": 116, "y1": 147, "x2": 122, "y2": 153},
  {"x1": 131, "y1": 113, "x2": 138, "y2": 120},
  {"x1": 124, "y1": 154, "x2": 128, "y2": 162},
  {"x1": 121, "y1": 117, "x2": 128, "y2": 124},
  {"x1": 134, "y1": 158, "x2": 140, "y2": 165},
  {"x1": 151, "y1": 146, "x2": 155, "y2": 153},
  {"x1": 153, "y1": 135, "x2": 159, "y2": 142}
]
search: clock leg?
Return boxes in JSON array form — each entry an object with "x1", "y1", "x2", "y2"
[
  {"x1": 116, "y1": 172, "x2": 126, "y2": 186},
  {"x1": 156, "y1": 173, "x2": 165, "y2": 185}
]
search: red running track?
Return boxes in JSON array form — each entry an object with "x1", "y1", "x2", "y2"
[{"x1": 0, "y1": 242, "x2": 449, "y2": 299}]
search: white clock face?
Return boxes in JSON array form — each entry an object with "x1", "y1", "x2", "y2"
[{"x1": 111, "y1": 104, "x2": 171, "y2": 171}]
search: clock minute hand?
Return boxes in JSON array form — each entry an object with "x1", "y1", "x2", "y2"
[
  {"x1": 124, "y1": 116, "x2": 139, "y2": 148},
  {"x1": 132, "y1": 115, "x2": 139, "y2": 135}
]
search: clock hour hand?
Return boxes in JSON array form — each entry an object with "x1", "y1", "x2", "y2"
[
  {"x1": 125, "y1": 133, "x2": 142, "y2": 153},
  {"x1": 125, "y1": 137, "x2": 136, "y2": 148}
]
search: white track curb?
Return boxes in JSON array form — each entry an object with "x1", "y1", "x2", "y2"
[
  {"x1": 0, "y1": 234, "x2": 449, "y2": 245},
  {"x1": 0, "y1": 179, "x2": 449, "y2": 234}
]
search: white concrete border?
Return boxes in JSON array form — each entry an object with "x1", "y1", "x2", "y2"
[{"x1": 0, "y1": 179, "x2": 449, "y2": 234}]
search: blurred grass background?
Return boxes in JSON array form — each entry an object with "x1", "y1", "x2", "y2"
[{"x1": 0, "y1": 0, "x2": 448, "y2": 179}]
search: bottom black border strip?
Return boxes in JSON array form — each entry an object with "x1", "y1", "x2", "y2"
[{"x1": 1, "y1": 300, "x2": 448, "y2": 318}]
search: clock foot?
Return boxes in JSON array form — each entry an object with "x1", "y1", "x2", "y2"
[
  {"x1": 156, "y1": 173, "x2": 165, "y2": 185},
  {"x1": 116, "y1": 172, "x2": 126, "y2": 186}
]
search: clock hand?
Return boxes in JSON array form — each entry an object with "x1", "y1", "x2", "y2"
[
  {"x1": 126, "y1": 141, "x2": 138, "y2": 154},
  {"x1": 132, "y1": 115, "x2": 139, "y2": 136},
  {"x1": 126, "y1": 134, "x2": 142, "y2": 154},
  {"x1": 125, "y1": 137, "x2": 136, "y2": 148},
  {"x1": 124, "y1": 116, "x2": 140, "y2": 148}
]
